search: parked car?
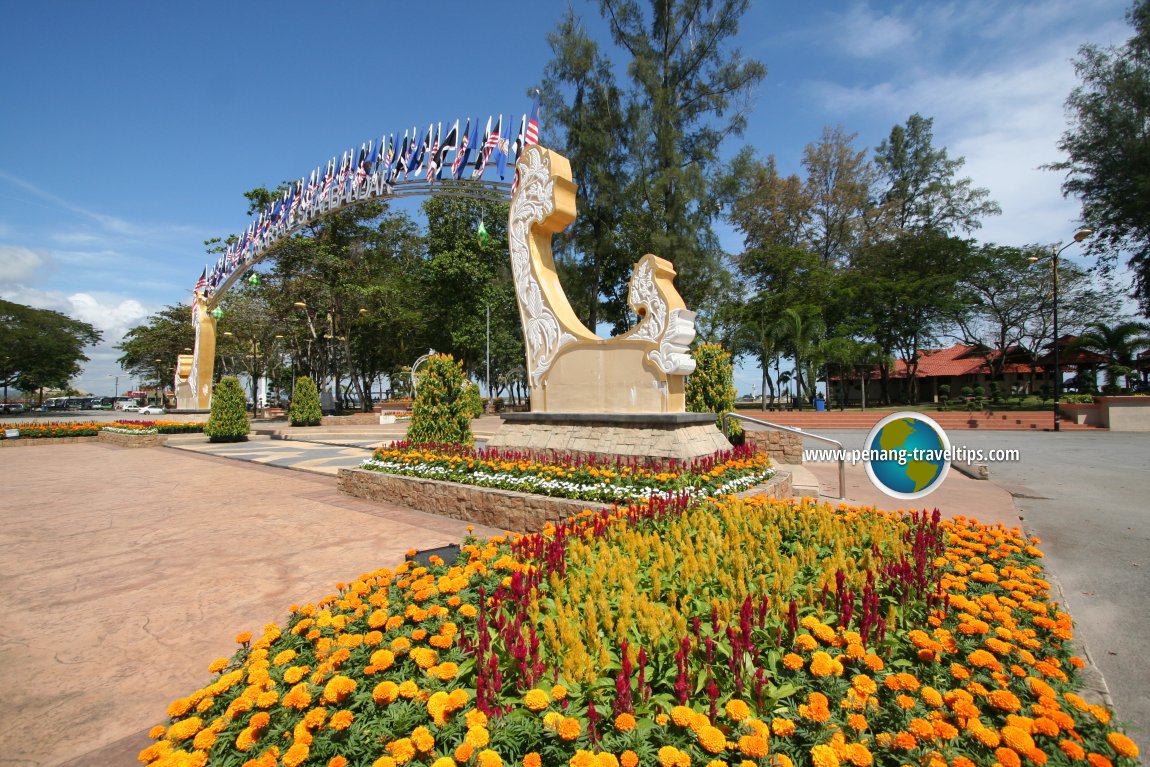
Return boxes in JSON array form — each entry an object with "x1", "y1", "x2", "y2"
[
  {"x1": 1, "y1": 403, "x2": 26, "y2": 414},
  {"x1": 116, "y1": 402, "x2": 141, "y2": 411},
  {"x1": 137, "y1": 405, "x2": 166, "y2": 416}
]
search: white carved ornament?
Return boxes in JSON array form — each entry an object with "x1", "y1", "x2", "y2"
[
  {"x1": 648, "y1": 308, "x2": 698, "y2": 375},
  {"x1": 627, "y1": 259, "x2": 667, "y2": 342},
  {"x1": 508, "y1": 148, "x2": 576, "y2": 386}
]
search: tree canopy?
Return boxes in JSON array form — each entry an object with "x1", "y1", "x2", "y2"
[
  {"x1": 1051, "y1": 0, "x2": 1150, "y2": 315},
  {"x1": 1, "y1": 299, "x2": 101, "y2": 396}
]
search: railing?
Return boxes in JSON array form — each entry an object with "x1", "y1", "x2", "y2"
[{"x1": 724, "y1": 412, "x2": 847, "y2": 500}]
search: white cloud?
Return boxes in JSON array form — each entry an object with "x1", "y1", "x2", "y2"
[
  {"x1": 0, "y1": 245, "x2": 49, "y2": 284},
  {"x1": 833, "y1": 4, "x2": 916, "y2": 58}
]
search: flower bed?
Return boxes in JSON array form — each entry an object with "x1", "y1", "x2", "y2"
[
  {"x1": 0, "y1": 420, "x2": 205, "y2": 439},
  {"x1": 360, "y1": 443, "x2": 774, "y2": 504},
  {"x1": 141, "y1": 497, "x2": 1139, "y2": 767}
]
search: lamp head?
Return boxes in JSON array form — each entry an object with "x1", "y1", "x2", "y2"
[
  {"x1": 293, "y1": 301, "x2": 308, "y2": 310},
  {"x1": 1073, "y1": 228, "x2": 1093, "y2": 242}
]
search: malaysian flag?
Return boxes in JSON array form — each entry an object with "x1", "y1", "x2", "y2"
[
  {"x1": 425, "y1": 123, "x2": 442, "y2": 182},
  {"x1": 433, "y1": 120, "x2": 458, "y2": 181},
  {"x1": 451, "y1": 118, "x2": 473, "y2": 180}
]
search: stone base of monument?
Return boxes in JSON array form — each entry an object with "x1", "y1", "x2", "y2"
[{"x1": 484, "y1": 412, "x2": 732, "y2": 462}]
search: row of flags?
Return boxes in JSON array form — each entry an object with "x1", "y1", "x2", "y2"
[{"x1": 193, "y1": 96, "x2": 541, "y2": 310}]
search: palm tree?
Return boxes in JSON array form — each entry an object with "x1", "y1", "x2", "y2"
[
  {"x1": 773, "y1": 307, "x2": 825, "y2": 408},
  {"x1": 1072, "y1": 321, "x2": 1150, "y2": 392}
]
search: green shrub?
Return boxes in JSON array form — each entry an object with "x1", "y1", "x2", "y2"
[
  {"x1": 1061, "y1": 393, "x2": 1095, "y2": 404},
  {"x1": 204, "y1": 377, "x2": 249, "y2": 443},
  {"x1": 686, "y1": 343, "x2": 743, "y2": 441},
  {"x1": 290, "y1": 377, "x2": 322, "y2": 427},
  {"x1": 407, "y1": 354, "x2": 474, "y2": 446},
  {"x1": 461, "y1": 381, "x2": 484, "y2": 419}
]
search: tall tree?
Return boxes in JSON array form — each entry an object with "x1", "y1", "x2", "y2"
[
  {"x1": 420, "y1": 196, "x2": 524, "y2": 398},
  {"x1": 801, "y1": 126, "x2": 875, "y2": 265},
  {"x1": 1050, "y1": 0, "x2": 1150, "y2": 315},
  {"x1": 595, "y1": 0, "x2": 766, "y2": 312},
  {"x1": 1, "y1": 299, "x2": 101, "y2": 400},
  {"x1": 871, "y1": 114, "x2": 1000, "y2": 238},
  {"x1": 117, "y1": 304, "x2": 196, "y2": 392},
  {"x1": 543, "y1": 10, "x2": 631, "y2": 331}
]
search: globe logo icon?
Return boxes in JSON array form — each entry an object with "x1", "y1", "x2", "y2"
[{"x1": 863, "y1": 412, "x2": 951, "y2": 499}]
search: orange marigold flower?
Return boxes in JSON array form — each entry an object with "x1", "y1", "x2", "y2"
[
  {"x1": 466, "y1": 726, "x2": 491, "y2": 748},
  {"x1": 908, "y1": 718, "x2": 934, "y2": 740},
  {"x1": 1060, "y1": 740, "x2": 1087, "y2": 760},
  {"x1": 466, "y1": 709, "x2": 489, "y2": 729},
  {"x1": 207, "y1": 658, "x2": 229, "y2": 673},
  {"x1": 524, "y1": 688, "x2": 550, "y2": 711},
  {"x1": 795, "y1": 634, "x2": 819, "y2": 652},
  {"x1": 235, "y1": 632, "x2": 253, "y2": 644},
  {"x1": 373, "y1": 681, "x2": 399, "y2": 705},
  {"x1": 1002, "y1": 725, "x2": 1035, "y2": 753},
  {"x1": 430, "y1": 758, "x2": 455, "y2": 767},
  {"x1": 283, "y1": 743, "x2": 310, "y2": 767},
  {"x1": 811, "y1": 744, "x2": 840, "y2": 767},
  {"x1": 386, "y1": 738, "x2": 415, "y2": 764},
  {"x1": 725, "y1": 699, "x2": 751, "y2": 722},
  {"x1": 996, "y1": 747, "x2": 1022, "y2": 767},
  {"x1": 920, "y1": 686, "x2": 943, "y2": 708},
  {"x1": 166, "y1": 716, "x2": 203, "y2": 741},
  {"x1": 615, "y1": 713, "x2": 637, "y2": 732},
  {"x1": 323, "y1": 675, "x2": 357, "y2": 704},
  {"x1": 864, "y1": 654, "x2": 884, "y2": 672},
  {"x1": 455, "y1": 744, "x2": 475, "y2": 762},
  {"x1": 282, "y1": 683, "x2": 313, "y2": 710},
  {"x1": 893, "y1": 732, "x2": 917, "y2": 750},
  {"x1": 782, "y1": 653, "x2": 805, "y2": 670},
  {"x1": 558, "y1": 716, "x2": 582, "y2": 741},
  {"x1": 476, "y1": 749, "x2": 503, "y2": 767},
  {"x1": 658, "y1": 746, "x2": 682, "y2": 767},
  {"x1": 845, "y1": 743, "x2": 873, "y2": 767},
  {"x1": 772, "y1": 718, "x2": 796, "y2": 737},
  {"x1": 698, "y1": 725, "x2": 727, "y2": 754},
  {"x1": 619, "y1": 751, "x2": 639, "y2": 767},
  {"x1": 739, "y1": 735, "x2": 769, "y2": 759},
  {"x1": 329, "y1": 710, "x2": 354, "y2": 731},
  {"x1": 773, "y1": 755, "x2": 795, "y2": 767},
  {"x1": 569, "y1": 751, "x2": 596, "y2": 767},
  {"x1": 896, "y1": 694, "x2": 916, "y2": 710},
  {"x1": 1087, "y1": 754, "x2": 1115, "y2": 767},
  {"x1": 989, "y1": 690, "x2": 1022, "y2": 712},
  {"x1": 847, "y1": 714, "x2": 868, "y2": 732},
  {"x1": 329, "y1": 757, "x2": 349, "y2": 767},
  {"x1": 1108, "y1": 733, "x2": 1139, "y2": 759},
  {"x1": 810, "y1": 651, "x2": 843, "y2": 677}
]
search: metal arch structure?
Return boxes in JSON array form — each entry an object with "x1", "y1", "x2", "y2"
[
  {"x1": 178, "y1": 111, "x2": 529, "y2": 411},
  {"x1": 205, "y1": 177, "x2": 511, "y2": 304}
]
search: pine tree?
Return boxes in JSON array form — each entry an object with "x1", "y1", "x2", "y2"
[
  {"x1": 407, "y1": 354, "x2": 474, "y2": 447},
  {"x1": 289, "y1": 376, "x2": 323, "y2": 427},
  {"x1": 205, "y1": 377, "x2": 250, "y2": 442}
]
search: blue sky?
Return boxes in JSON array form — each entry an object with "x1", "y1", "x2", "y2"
[{"x1": 0, "y1": 0, "x2": 1134, "y2": 397}]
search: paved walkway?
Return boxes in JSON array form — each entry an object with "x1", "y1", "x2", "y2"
[{"x1": 0, "y1": 443, "x2": 504, "y2": 767}]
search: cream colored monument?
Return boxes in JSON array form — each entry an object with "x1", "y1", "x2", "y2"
[
  {"x1": 487, "y1": 145, "x2": 730, "y2": 461},
  {"x1": 507, "y1": 145, "x2": 698, "y2": 413},
  {"x1": 175, "y1": 292, "x2": 217, "y2": 411}
]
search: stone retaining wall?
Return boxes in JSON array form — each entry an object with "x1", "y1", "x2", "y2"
[
  {"x1": 745, "y1": 429, "x2": 804, "y2": 464},
  {"x1": 97, "y1": 431, "x2": 168, "y2": 447},
  {"x1": 0, "y1": 436, "x2": 100, "y2": 447},
  {"x1": 337, "y1": 468, "x2": 793, "y2": 533}
]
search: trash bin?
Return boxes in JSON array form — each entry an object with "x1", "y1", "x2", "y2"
[{"x1": 814, "y1": 398, "x2": 826, "y2": 412}]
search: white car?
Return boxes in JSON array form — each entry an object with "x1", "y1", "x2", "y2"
[{"x1": 136, "y1": 405, "x2": 166, "y2": 416}]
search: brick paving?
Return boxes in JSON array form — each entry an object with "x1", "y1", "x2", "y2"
[{"x1": 0, "y1": 442, "x2": 503, "y2": 767}]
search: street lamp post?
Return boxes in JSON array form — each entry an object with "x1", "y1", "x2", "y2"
[
  {"x1": 107, "y1": 374, "x2": 119, "y2": 401},
  {"x1": 1031, "y1": 228, "x2": 1092, "y2": 432}
]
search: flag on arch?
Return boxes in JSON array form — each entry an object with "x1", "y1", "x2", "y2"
[
  {"x1": 510, "y1": 113, "x2": 527, "y2": 194},
  {"x1": 411, "y1": 124, "x2": 433, "y2": 178},
  {"x1": 473, "y1": 114, "x2": 500, "y2": 179},
  {"x1": 434, "y1": 120, "x2": 459, "y2": 180},
  {"x1": 425, "y1": 123, "x2": 443, "y2": 182},
  {"x1": 191, "y1": 267, "x2": 207, "y2": 322},
  {"x1": 525, "y1": 91, "x2": 540, "y2": 146},
  {"x1": 451, "y1": 118, "x2": 473, "y2": 180}
]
